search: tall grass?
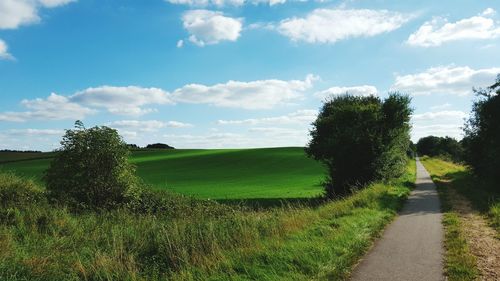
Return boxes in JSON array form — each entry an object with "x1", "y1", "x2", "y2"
[{"x1": 0, "y1": 160, "x2": 415, "y2": 280}]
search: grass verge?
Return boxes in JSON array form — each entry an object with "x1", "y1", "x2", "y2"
[
  {"x1": 0, "y1": 160, "x2": 415, "y2": 280},
  {"x1": 420, "y1": 157, "x2": 481, "y2": 280}
]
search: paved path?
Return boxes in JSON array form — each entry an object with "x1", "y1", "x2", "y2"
[{"x1": 350, "y1": 158, "x2": 444, "y2": 281}]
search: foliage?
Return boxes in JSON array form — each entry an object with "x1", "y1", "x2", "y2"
[
  {"x1": 462, "y1": 74, "x2": 500, "y2": 186},
  {"x1": 306, "y1": 93, "x2": 412, "y2": 198},
  {"x1": 44, "y1": 121, "x2": 142, "y2": 210},
  {"x1": 0, "y1": 160, "x2": 415, "y2": 280},
  {"x1": 2, "y1": 147, "x2": 325, "y2": 200},
  {"x1": 146, "y1": 143, "x2": 175, "y2": 149},
  {"x1": 416, "y1": 136, "x2": 463, "y2": 162}
]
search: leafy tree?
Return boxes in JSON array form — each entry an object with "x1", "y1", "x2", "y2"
[
  {"x1": 416, "y1": 136, "x2": 463, "y2": 162},
  {"x1": 306, "y1": 93, "x2": 412, "y2": 198},
  {"x1": 44, "y1": 121, "x2": 142, "y2": 209},
  {"x1": 146, "y1": 143, "x2": 175, "y2": 149},
  {"x1": 463, "y1": 74, "x2": 500, "y2": 185}
]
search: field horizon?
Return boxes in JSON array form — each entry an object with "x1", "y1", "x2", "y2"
[{"x1": 0, "y1": 147, "x2": 326, "y2": 200}]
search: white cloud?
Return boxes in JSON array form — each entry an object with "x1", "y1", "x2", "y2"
[
  {"x1": 0, "y1": 39, "x2": 14, "y2": 60},
  {"x1": 482, "y1": 8, "x2": 496, "y2": 17},
  {"x1": 0, "y1": 93, "x2": 95, "y2": 122},
  {"x1": 182, "y1": 10, "x2": 242, "y2": 46},
  {"x1": 176, "y1": 39, "x2": 184, "y2": 48},
  {"x1": 407, "y1": 10, "x2": 500, "y2": 47},
  {"x1": 412, "y1": 110, "x2": 468, "y2": 121},
  {"x1": 0, "y1": 0, "x2": 75, "y2": 29},
  {"x1": 412, "y1": 124, "x2": 464, "y2": 142},
  {"x1": 392, "y1": 66, "x2": 500, "y2": 96},
  {"x1": 7, "y1": 128, "x2": 64, "y2": 136},
  {"x1": 217, "y1": 109, "x2": 317, "y2": 125},
  {"x1": 107, "y1": 120, "x2": 193, "y2": 133},
  {"x1": 277, "y1": 9, "x2": 410, "y2": 44},
  {"x1": 430, "y1": 103, "x2": 452, "y2": 110},
  {"x1": 70, "y1": 86, "x2": 172, "y2": 116},
  {"x1": 171, "y1": 74, "x2": 317, "y2": 109},
  {"x1": 166, "y1": 0, "x2": 284, "y2": 7},
  {"x1": 167, "y1": 121, "x2": 193, "y2": 128},
  {"x1": 314, "y1": 85, "x2": 377, "y2": 99}
]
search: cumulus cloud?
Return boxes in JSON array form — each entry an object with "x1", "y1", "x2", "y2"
[
  {"x1": 0, "y1": 0, "x2": 76, "y2": 29},
  {"x1": 0, "y1": 39, "x2": 14, "y2": 60},
  {"x1": 314, "y1": 85, "x2": 378, "y2": 99},
  {"x1": 412, "y1": 110, "x2": 468, "y2": 121},
  {"x1": 182, "y1": 10, "x2": 242, "y2": 46},
  {"x1": 407, "y1": 9, "x2": 500, "y2": 47},
  {"x1": 217, "y1": 109, "x2": 317, "y2": 125},
  {"x1": 391, "y1": 66, "x2": 500, "y2": 96},
  {"x1": 277, "y1": 9, "x2": 410, "y2": 44},
  {"x1": 70, "y1": 86, "x2": 172, "y2": 116},
  {"x1": 171, "y1": 74, "x2": 317, "y2": 109},
  {"x1": 412, "y1": 124, "x2": 464, "y2": 141},
  {"x1": 106, "y1": 120, "x2": 193, "y2": 133},
  {"x1": 166, "y1": 0, "x2": 284, "y2": 7},
  {"x1": 0, "y1": 93, "x2": 95, "y2": 122},
  {"x1": 7, "y1": 128, "x2": 64, "y2": 136}
]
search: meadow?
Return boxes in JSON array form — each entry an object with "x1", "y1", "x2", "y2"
[
  {"x1": 0, "y1": 147, "x2": 325, "y2": 200},
  {"x1": 0, "y1": 158, "x2": 415, "y2": 280}
]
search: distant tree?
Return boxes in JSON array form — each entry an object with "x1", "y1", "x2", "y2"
[
  {"x1": 127, "y1": 144, "x2": 140, "y2": 149},
  {"x1": 462, "y1": 74, "x2": 500, "y2": 185},
  {"x1": 44, "y1": 121, "x2": 142, "y2": 209},
  {"x1": 306, "y1": 93, "x2": 412, "y2": 198},
  {"x1": 416, "y1": 136, "x2": 463, "y2": 162},
  {"x1": 146, "y1": 143, "x2": 175, "y2": 149}
]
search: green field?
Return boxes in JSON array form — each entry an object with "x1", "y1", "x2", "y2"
[{"x1": 0, "y1": 147, "x2": 325, "y2": 199}]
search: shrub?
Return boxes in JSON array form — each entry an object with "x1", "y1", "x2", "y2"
[
  {"x1": 44, "y1": 121, "x2": 142, "y2": 210},
  {"x1": 0, "y1": 172, "x2": 45, "y2": 209},
  {"x1": 462, "y1": 74, "x2": 500, "y2": 186},
  {"x1": 306, "y1": 93, "x2": 412, "y2": 198}
]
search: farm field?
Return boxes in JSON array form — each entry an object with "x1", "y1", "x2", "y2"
[{"x1": 0, "y1": 147, "x2": 325, "y2": 199}]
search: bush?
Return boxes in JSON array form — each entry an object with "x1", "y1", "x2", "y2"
[
  {"x1": 306, "y1": 93, "x2": 412, "y2": 198},
  {"x1": 44, "y1": 121, "x2": 142, "y2": 210},
  {"x1": 0, "y1": 172, "x2": 45, "y2": 209},
  {"x1": 416, "y1": 136, "x2": 463, "y2": 162},
  {"x1": 462, "y1": 74, "x2": 500, "y2": 186}
]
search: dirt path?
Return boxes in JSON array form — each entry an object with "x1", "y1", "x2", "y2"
[
  {"x1": 350, "y1": 158, "x2": 444, "y2": 281},
  {"x1": 447, "y1": 187, "x2": 500, "y2": 280}
]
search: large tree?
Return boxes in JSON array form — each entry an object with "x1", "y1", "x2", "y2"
[
  {"x1": 462, "y1": 74, "x2": 500, "y2": 185},
  {"x1": 306, "y1": 93, "x2": 412, "y2": 198}
]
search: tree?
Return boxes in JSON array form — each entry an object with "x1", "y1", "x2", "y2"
[
  {"x1": 44, "y1": 121, "x2": 141, "y2": 209},
  {"x1": 306, "y1": 93, "x2": 412, "y2": 198},
  {"x1": 416, "y1": 136, "x2": 463, "y2": 162},
  {"x1": 146, "y1": 143, "x2": 175, "y2": 149},
  {"x1": 463, "y1": 74, "x2": 500, "y2": 185}
]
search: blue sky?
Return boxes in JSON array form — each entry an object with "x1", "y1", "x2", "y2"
[{"x1": 1, "y1": 0, "x2": 499, "y2": 151}]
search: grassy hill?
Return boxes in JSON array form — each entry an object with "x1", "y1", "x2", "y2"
[{"x1": 0, "y1": 147, "x2": 325, "y2": 199}]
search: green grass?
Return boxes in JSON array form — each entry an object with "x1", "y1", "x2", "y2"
[
  {"x1": 0, "y1": 159, "x2": 416, "y2": 280},
  {"x1": 0, "y1": 147, "x2": 325, "y2": 199},
  {"x1": 420, "y1": 157, "x2": 480, "y2": 280}
]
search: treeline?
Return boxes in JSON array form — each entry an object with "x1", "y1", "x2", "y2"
[
  {"x1": 127, "y1": 143, "x2": 175, "y2": 150},
  {"x1": 416, "y1": 136, "x2": 463, "y2": 162},
  {"x1": 462, "y1": 75, "x2": 500, "y2": 186},
  {"x1": 307, "y1": 93, "x2": 412, "y2": 198},
  {"x1": 416, "y1": 75, "x2": 500, "y2": 189},
  {"x1": 0, "y1": 149, "x2": 42, "y2": 153}
]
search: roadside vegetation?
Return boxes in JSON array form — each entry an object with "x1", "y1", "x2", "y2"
[
  {"x1": 0, "y1": 91, "x2": 416, "y2": 280},
  {"x1": 0, "y1": 157, "x2": 416, "y2": 280}
]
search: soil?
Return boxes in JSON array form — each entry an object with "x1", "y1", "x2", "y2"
[{"x1": 448, "y1": 188, "x2": 500, "y2": 280}]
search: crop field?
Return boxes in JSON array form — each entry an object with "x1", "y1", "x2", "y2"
[{"x1": 0, "y1": 147, "x2": 325, "y2": 199}]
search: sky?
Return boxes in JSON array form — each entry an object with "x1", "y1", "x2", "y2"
[{"x1": 0, "y1": 0, "x2": 499, "y2": 151}]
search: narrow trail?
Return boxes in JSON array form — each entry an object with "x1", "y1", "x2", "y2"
[{"x1": 350, "y1": 158, "x2": 444, "y2": 281}]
